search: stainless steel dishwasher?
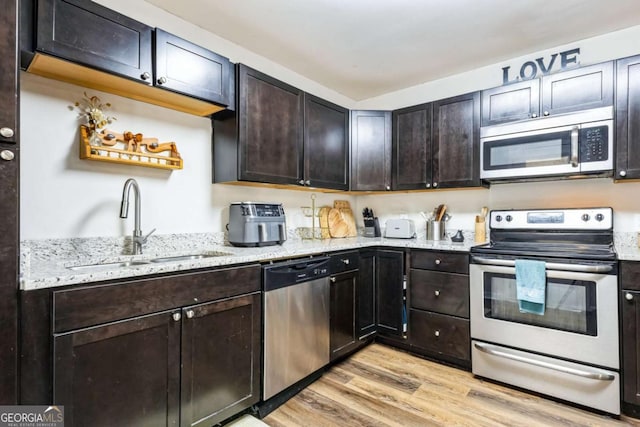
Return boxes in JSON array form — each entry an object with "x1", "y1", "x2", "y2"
[{"x1": 263, "y1": 256, "x2": 330, "y2": 400}]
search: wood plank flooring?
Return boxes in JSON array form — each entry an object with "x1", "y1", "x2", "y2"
[{"x1": 264, "y1": 343, "x2": 640, "y2": 427}]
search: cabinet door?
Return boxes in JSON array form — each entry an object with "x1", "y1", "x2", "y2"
[
  {"x1": 0, "y1": 0, "x2": 19, "y2": 404},
  {"x1": 541, "y1": 61, "x2": 613, "y2": 116},
  {"x1": 181, "y1": 293, "x2": 261, "y2": 427},
  {"x1": 304, "y1": 94, "x2": 349, "y2": 190},
  {"x1": 432, "y1": 92, "x2": 480, "y2": 188},
  {"x1": 0, "y1": 0, "x2": 18, "y2": 144},
  {"x1": 330, "y1": 270, "x2": 358, "y2": 360},
  {"x1": 392, "y1": 104, "x2": 432, "y2": 190},
  {"x1": 622, "y1": 290, "x2": 640, "y2": 405},
  {"x1": 376, "y1": 250, "x2": 404, "y2": 336},
  {"x1": 481, "y1": 79, "x2": 540, "y2": 126},
  {"x1": 36, "y1": 0, "x2": 153, "y2": 83},
  {"x1": 154, "y1": 29, "x2": 231, "y2": 106},
  {"x1": 54, "y1": 311, "x2": 181, "y2": 427},
  {"x1": 409, "y1": 269, "x2": 469, "y2": 318},
  {"x1": 358, "y1": 250, "x2": 376, "y2": 340},
  {"x1": 351, "y1": 110, "x2": 392, "y2": 191},
  {"x1": 616, "y1": 55, "x2": 640, "y2": 180},
  {"x1": 238, "y1": 65, "x2": 303, "y2": 185}
]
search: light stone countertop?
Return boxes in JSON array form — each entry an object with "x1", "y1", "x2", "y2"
[
  {"x1": 615, "y1": 232, "x2": 640, "y2": 261},
  {"x1": 21, "y1": 232, "x2": 478, "y2": 291}
]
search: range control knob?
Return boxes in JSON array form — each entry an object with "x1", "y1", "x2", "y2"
[
  {"x1": 505, "y1": 215, "x2": 513, "y2": 222},
  {"x1": 595, "y1": 213, "x2": 605, "y2": 222},
  {"x1": 581, "y1": 213, "x2": 590, "y2": 222},
  {"x1": 495, "y1": 215, "x2": 502, "y2": 222}
]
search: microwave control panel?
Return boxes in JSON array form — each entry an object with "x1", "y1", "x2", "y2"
[{"x1": 580, "y1": 126, "x2": 608, "y2": 163}]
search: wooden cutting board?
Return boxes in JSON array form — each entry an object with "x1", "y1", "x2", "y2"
[
  {"x1": 329, "y1": 200, "x2": 357, "y2": 238},
  {"x1": 318, "y1": 206, "x2": 331, "y2": 239}
]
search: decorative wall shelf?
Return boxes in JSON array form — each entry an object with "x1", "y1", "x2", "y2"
[{"x1": 79, "y1": 125, "x2": 183, "y2": 170}]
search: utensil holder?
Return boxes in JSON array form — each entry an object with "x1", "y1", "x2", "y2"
[{"x1": 427, "y1": 220, "x2": 446, "y2": 241}]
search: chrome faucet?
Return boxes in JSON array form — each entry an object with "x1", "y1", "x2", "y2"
[{"x1": 119, "y1": 178, "x2": 155, "y2": 254}]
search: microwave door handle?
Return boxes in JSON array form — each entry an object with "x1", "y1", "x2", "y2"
[{"x1": 570, "y1": 126, "x2": 579, "y2": 167}]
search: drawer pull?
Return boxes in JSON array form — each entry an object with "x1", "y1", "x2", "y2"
[
  {"x1": 342, "y1": 259, "x2": 350, "y2": 265},
  {"x1": 626, "y1": 293, "x2": 634, "y2": 301},
  {"x1": 330, "y1": 277, "x2": 336, "y2": 283},
  {"x1": 435, "y1": 259, "x2": 441, "y2": 265},
  {"x1": 172, "y1": 312, "x2": 181, "y2": 322},
  {"x1": 434, "y1": 290, "x2": 440, "y2": 297},
  {"x1": 186, "y1": 310, "x2": 195, "y2": 319},
  {"x1": 434, "y1": 330, "x2": 440, "y2": 337}
]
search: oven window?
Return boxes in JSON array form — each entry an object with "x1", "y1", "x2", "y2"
[
  {"x1": 484, "y1": 131, "x2": 571, "y2": 170},
  {"x1": 483, "y1": 273, "x2": 597, "y2": 336}
]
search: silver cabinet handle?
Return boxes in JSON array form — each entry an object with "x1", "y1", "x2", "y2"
[
  {"x1": 342, "y1": 259, "x2": 350, "y2": 265},
  {"x1": 435, "y1": 259, "x2": 441, "y2": 265},
  {"x1": 570, "y1": 126, "x2": 579, "y2": 167},
  {"x1": 386, "y1": 185, "x2": 391, "y2": 190},
  {"x1": 330, "y1": 277, "x2": 336, "y2": 283},
  {"x1": 434, "y1": 290, "x2": 440, "y2": 297},
  {"x1": 433, "y1": 182, "x2": 438, "y2": 188},
  {"x1": 434, "y1": 330, "x2": 440, "y2": 337},
  {"x1": 298, "y1": 179, "x2": 305, "y2": 185},
  {"x1": 0, "y1": 150, "x2": 15, "y2": 161},
  {"x1": 531, "y1": 113, "x2": 538, "y2": 118},
  {"x1": 426, "y1": 183, "x2": 431, "y2": 188},
  {"x1": 620, "y1": 170, "x2": 627, "y2": 178},
  {"x1": 0, "y1": 127, "x2": 14, "y2": 138},
  {"x1": 543, "y1": 111, "x2": 550, "y2": 116},
  {"x1": 474, "y1": 342, "x2": 615, "y2": 381},
  {"x1": 157, "y1": 76, "x2": 168, "y2": 85},
  {"x1": 305, "y1": 180, "x2": 311, "y2": 186},
  {"x1": 471, "y1": 256, "x2": 613, "y2": 273},
  {"x1": 172, "y1": 312, "x2": 181, "y2": 322},
  {"x1": 140, "y1": 72, "x2": 151, "y2": 81},
  {"x1": 186, "y1": 310, "x2": 195, "y2": 319},
  {"x1": 626, "y1": 293, "x2": 634, "y2": 301}
]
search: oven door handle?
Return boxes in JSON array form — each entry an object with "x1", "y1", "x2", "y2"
[
  {"x1": 474, "y1": 343, "x2": 615, "y2": 381},
  {"x1": 470, "y1": 256, "x2": 613, "y2": 273},
  {"x1": 570, "y1": 126, "x2": 579, "y2": 167}
]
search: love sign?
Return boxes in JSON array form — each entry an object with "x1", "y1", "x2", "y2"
[{"x1": 502, "y1": 48, "x2": 581, "y2": 84}]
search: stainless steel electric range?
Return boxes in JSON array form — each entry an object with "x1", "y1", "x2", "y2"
[{"x1": 469, "y1": 207, "x2": 619, "y2": 415}]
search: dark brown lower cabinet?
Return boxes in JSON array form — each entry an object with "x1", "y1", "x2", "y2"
[
  {"x1": 48, "y1": 269, "x2": 262, "y2": 427},
  {"x1": 330, "y1": 270, "x2": 358, "y2": 361},
  {"x1": 357, "y1": 250, "x2": 376, "y2": 340},
  {"x1": 181, "y1": 293, "x2": 261, "y2": 427},
  {"x1": 54, "y1": 311, "x2": 181, "y2": 427},
  {"x1": 376, "y1": 250, "x2": 405, "y2": 337},
  {"x1": 621, "y1": 261, "x2": 640, "y2": 415}
]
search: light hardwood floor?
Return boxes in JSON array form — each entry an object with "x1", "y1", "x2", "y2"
[{"x1": 264, "y1": 343, "x2": 640, "y2": 427}]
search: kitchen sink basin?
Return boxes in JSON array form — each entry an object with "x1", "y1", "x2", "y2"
[
  {"x1": 149, "y1": 253, "x2": 232, "y2": 263},
  {"x1": 68, "y1": 260, "x2": 150, "y2": 271}
]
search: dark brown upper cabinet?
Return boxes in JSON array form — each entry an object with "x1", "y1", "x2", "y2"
[
  {"x1": 392, "y1": 103, "x2": 432, "y2": 190},
  {"x1": 481, "y1": 79, "x2": 540, "y2": 126},
  {"x1": 22, "y1": 0, "x2": 232, "y2": 116},
  {"x1": 481, "y1": 61, "x2": 613, "y2": 126},
  {"x1": 351, "y1": 110, "x2": 392, "y2": 191},
  {"x1": 616, "y1": 54, "x2": 640, "y2": 180},
  {"x1": 1, "y1": 0, "x2": 18, "y2": 144},
  {"x1": 432, "y1": 92, "x2": 481, "y2": 188},
  {"x1": 237, "y1": 64, "x2": 304, "y2": 185},
  {"x1": 154, "y1": 28, "x2": 231, "y2": 105},
  {"x1": 303, "y1": 94, "x2": 349, "y2": 190},
  {"x1": 35, "y1": 0, "x2": 153, "y2": 83}
]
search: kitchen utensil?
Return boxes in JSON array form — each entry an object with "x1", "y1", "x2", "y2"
[
  {"x1": 318, "y1": 206, "x2": 331, "y2": 238},
  {"x1": 426, "y1": 220, "x2": 446, "y2": 241},
  {"x1": 437, "y1": 204, "x2": 448, "y2": 221}
]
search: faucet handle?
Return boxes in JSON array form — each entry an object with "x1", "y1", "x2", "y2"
[{"x1": 141, "y1": 228, "x2": 156, "y2": 244}]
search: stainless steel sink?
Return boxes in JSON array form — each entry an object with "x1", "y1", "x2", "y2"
[
  {"x1": 150, "y1": 253, "x2": 232, "y2": 263},
  {"x1": 68, "y1": 260, "x2": 150, "y2": 271}
]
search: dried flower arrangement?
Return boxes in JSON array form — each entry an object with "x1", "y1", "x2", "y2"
[{"x1": 72, "y1": 92, "x2": 117, "y2": 139}]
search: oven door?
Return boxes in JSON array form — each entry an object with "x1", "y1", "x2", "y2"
[{"x1": 469, "y1": 258, "x2": 618, "y2": 369}]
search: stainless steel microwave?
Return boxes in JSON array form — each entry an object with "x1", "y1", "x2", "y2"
[{"x1": 480, "y1": 107, "x2": 613, "y2": 181}]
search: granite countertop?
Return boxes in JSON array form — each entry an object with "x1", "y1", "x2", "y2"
[
  {"x1": 21, "y1": 232, "x2": 478, "y2": 291},
  {"x1": 615, "y1": 232, "x2": 640, "y2": 261}
]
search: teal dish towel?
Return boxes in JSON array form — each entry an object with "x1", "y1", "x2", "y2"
[{"x1": 515, "y1": 259, "x2": 546, "y2": 315}]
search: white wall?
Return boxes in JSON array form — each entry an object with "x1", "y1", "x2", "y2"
[{"x1": 18, "y1": 2, "x2": 640, "y2": 240}]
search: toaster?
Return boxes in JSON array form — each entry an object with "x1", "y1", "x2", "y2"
[
  {"x1": 384, "y1": 219, "x2": 416, "y2": 239},
  {"x1": 228, "y1": 202, "x2": 287, "y2": 247}
]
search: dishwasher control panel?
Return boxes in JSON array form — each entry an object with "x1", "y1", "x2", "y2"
[{"x1": 263, "y1": 257, "x2": 330, "y2": 291}]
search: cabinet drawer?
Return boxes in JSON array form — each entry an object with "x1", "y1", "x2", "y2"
[
  {"x1": 411, "y1": 250, "x2": 468, "y2": 274},
  {"x1": 329, "y1": 250, "x2": 359, "y2": 274},
  {"x1": 410, "y1": 269, "x2": 468, "y2": 318},
  {"x1": 409, "y1": 310, "x2": 470, "y2": 361},
  {"x1": 53, "y1": 264, "x2": 261, "y2": 332},
  {"x1": 622, "y1": 261, "x2": 640, "y2": 291}
]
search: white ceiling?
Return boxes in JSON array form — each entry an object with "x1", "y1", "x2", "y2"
[{"x1": 147, "y1": 0, "x2": 640, "y2": 101}]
